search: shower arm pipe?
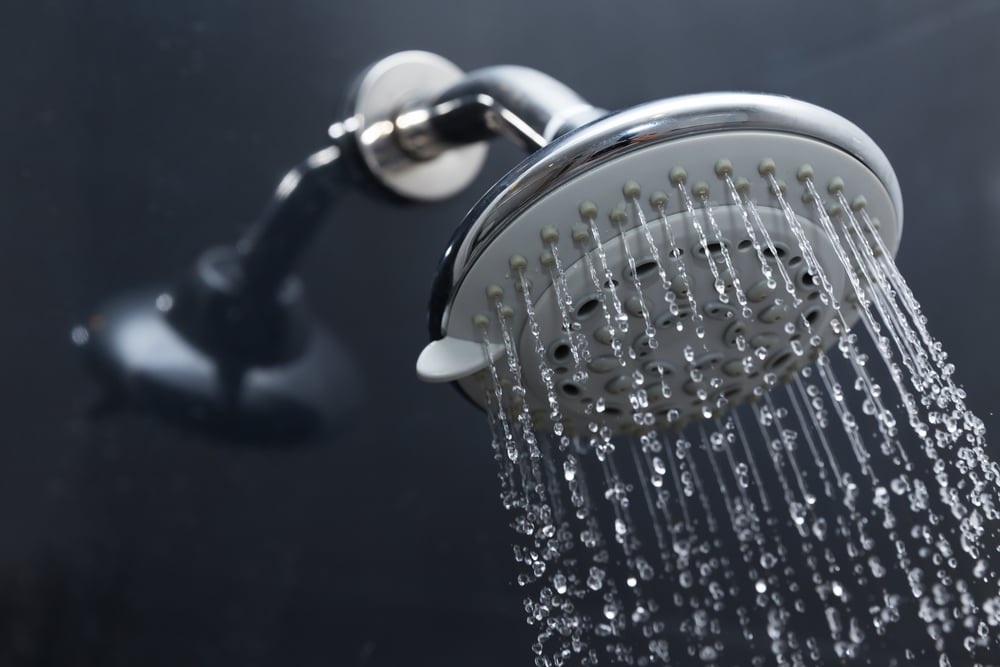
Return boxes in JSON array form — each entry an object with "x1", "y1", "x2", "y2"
[
  {"x1": 341, "y1": 60, "x2": 612, "y2": 197},
  {"x1": 391, "y1": 66, "x2": 609, "y2": 155}
]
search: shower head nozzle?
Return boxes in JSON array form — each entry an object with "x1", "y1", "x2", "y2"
[{"x1": 415, "y1": 88, "x2": 903, "y2": 431}]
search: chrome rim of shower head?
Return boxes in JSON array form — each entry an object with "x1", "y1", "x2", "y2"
[{"x1": 415, "y1": 91, "x2": 903, "y2": 430}]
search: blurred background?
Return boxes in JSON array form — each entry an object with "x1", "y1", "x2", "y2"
[{"x1": 3, "y1": 0, "x2": 1000, "y2": 665}]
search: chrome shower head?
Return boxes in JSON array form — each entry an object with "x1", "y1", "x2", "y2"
[
  {"x1": 338, "y1": 53, "x2": 1000, "y2": 666},
  {"x1": 405, "y1": 68, "x2": 903, "y2": 432}
]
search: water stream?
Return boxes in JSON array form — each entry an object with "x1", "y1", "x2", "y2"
[{"x1": 473, "y1": 167, "x2": 997, "y2": 666}]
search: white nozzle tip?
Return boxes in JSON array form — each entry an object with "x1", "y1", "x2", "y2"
[
  {"x1": 417, "y1": 336, "x2": 504, "y2": 383},
  {"x1": 571, "y1": 223, "x2": 590, "y2": 243},
  {"x1": 540, "y1": 226, "x2": 559, "y2": 243},
  {"x1": 578, "y1": 201, "x2": 598, "y2": 220}
]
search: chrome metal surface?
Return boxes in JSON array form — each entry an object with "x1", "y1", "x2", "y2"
[
  {"x1": 395, "y1": 65, "x2": 606, "y2": 154},
  {"x1": 339, "y1": 53, "x2": 607, "y2": 200},
  {"x1": 338, "y1": 51, "x2": 490, "y2": 202},
  {"x1": 427, "y1": 92, "x2": 904, "y2": 338}
]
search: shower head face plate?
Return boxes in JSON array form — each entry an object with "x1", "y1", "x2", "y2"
[
  {"x1": 417, "y1": 94, "x2": 902, "y2": 432},
  {"x1": 514, "y1": 203, "x2": 840, "y2": 430}
]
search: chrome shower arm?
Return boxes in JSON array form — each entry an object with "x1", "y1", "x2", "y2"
[
  {"x1": 394, "y1": 66, "x2": 608, "y2": 155},
  {"x1": 340, "y1": 52, "x2": 608, "y2": 202}
]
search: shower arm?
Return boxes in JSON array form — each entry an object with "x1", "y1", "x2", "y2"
[
  {"x1": 337, "y1": 58, "x2": 609, "y2": 201},
  {"x1": 392, "y1": 66, "x2": 608, "y2": 154}
]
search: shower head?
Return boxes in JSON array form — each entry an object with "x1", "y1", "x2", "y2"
[
  {"x1": 341, "y1": 53, "x2": 1000, "y2": 665},
  {"x1": 407, "y1": 63, "x2": 903, "y2": 432}
]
